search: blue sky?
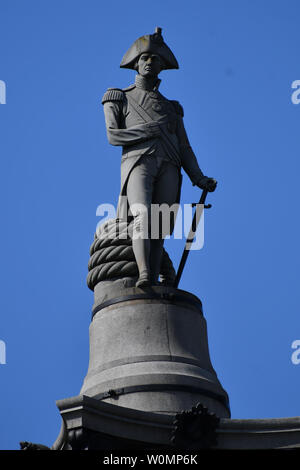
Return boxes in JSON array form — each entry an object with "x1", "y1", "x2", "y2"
[{"x1": 0, "y1": 0, "x2": 300, "y2": 450}]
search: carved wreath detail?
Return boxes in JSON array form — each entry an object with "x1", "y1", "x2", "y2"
[{"x1": 171, "y1": 403, "x2": 220, "y2": 449}]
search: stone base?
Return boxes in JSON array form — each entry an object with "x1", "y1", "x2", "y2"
[
  {"x1": 48, "y1": 281, "x2": 300, "y2": 450},
  {"x1": 52, "y1": 395, "x2": 300, "y2": 450},
  {"x1": 80, "y1": 282, "x2": 230, "y2": 418}
]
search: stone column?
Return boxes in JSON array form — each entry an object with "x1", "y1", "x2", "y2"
[{"x1": 80, "y1": 278, "x2": 230, "y2": 418}]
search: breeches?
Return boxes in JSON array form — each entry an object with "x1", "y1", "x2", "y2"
[{"x1": 126, "y1": 155, "x2": 180, "y2": 239}]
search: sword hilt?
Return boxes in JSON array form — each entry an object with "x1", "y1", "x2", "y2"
[{"x1": 191, "y1": 202, "x2": 212, "y2": 209}]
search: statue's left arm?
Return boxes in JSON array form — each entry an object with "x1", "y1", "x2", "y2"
[{"x1": 173, "y1": 101, "x2": 216, "y2": 191}]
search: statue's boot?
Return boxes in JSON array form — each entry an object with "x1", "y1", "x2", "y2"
[
  {"x1": 132, "y1": 237, "x2": 151, "y2": 287},
  {"x1": 136, "y1": 270, "x2": 151, "y2": 288},
  {"x1": 149, "y1": 239, "x2": 164, "y2": 286}
]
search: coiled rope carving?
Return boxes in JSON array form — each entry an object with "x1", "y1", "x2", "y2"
[{"x1": 87, "y1": 218, "x2": 176, "y2": 291}]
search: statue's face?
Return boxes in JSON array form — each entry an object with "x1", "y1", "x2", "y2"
[{"x1": 137, "y1": 53, "x2": 163, "y2": 78}]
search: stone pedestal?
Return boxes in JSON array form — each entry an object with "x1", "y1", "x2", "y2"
[
  {"x1": 47, "y1": 278, "x2": 300, "y2": 450},
  {"x1": 52, "y1": 395, "x2": 300, "y2": 450},
  {"x1": 79, "y1": 279, "x2": 230, "y2": 419}
]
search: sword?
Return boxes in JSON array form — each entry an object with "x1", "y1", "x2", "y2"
[{"x1": 173, "y1": 189, "x2": 211, "y2": 288}]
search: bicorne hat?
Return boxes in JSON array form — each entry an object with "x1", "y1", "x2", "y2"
[{"x1": 120, "y1": 27, "x2": 179, "y2": 70}]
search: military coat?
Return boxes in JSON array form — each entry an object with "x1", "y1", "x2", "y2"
[{"x1": 102, "y1": 75, "x2": 204, "y2": 219}]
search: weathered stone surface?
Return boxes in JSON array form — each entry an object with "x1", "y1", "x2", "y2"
[
  {"x1": 54, "y1": 395, "x2": 300, "y2": 450},
  {"x1": 80, "y1": 285, "x2": 230, "y2": 418}
]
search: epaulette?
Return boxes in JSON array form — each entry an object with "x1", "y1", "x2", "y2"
[
  {"x1": 170, "y1": 100, "x2": 184, "y2": 117},
  {"x1": 101, "y1": 88, "x2": 124, "y2": 104}
]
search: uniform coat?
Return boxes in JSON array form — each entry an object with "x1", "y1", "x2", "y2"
[{"x1": 102, "y1": 75, "x2": 205, "y2": 219}]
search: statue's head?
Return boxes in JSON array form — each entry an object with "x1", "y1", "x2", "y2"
[
  {"x1": 120, "y1": 27, "x2": 179, "y2": 76},
  {"x1": 135, "y1": 52, "x2": 164, "y2": 78}
]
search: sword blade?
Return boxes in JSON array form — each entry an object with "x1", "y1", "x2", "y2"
[{"x1": 174, "y1": 189, "x2": 208, "y2": 288}]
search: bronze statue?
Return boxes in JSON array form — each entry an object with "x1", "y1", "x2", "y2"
[{"x1": 102, "y1": 27, "x2": 217, "y2": 287}]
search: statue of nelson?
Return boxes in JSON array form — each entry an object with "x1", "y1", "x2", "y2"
[{"x1": 102, "y1": 27, "x2": 217, "y2": 287}]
